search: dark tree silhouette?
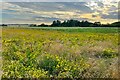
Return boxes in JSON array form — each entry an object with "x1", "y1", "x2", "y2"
[
  {"x1": 28, "y1": 19, "x2": 120, "y2": 27},
  {"x1": 38, "y1": 23, "x2": 49, "y2": 27},
  {"x1": 51, "y1": 20, "x2": 61, "y2": 27}
]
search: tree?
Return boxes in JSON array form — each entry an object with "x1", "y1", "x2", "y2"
[
  {"x1": 2, "y1": 24, "x2": 7, "y2": 27},
  {"x1": 29, "y1": 24, "x2": 37, "y2": 27},
  {"x1": 93, "y1": 22, "x2": 101, "y2": 27},
  {"x1": 51, "y1": 20, "x2": 61, "y2": 27},
  {"x1": 56, "y1": 20, "x2": 61, "y2": 27},
  {"x1": 38, "y1": 23, "x2": 49, "y2": 27},
  {"x1": 28, "y1": 19, "x2": 120, "y2": 27}
]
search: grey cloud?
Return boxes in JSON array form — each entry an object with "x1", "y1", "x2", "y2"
[
  {"x1": 9, "y1": 2, "x2": 93, "y2": 13},
  {"x1": 101, "y1": 13, "x2": 118, "y2": 19},
  {"x1": 97, "y1": 2, "x2": 104, "y2": 7},
  {"x1": 109, "y1": 5, "x2": 118, "y2": 11},
  {"x1": 2, "y1": 1, "x2": 118, "y2": 24},
  {"x1": 102, "y1": 11, "x2": 118, "y2": 19},
  {"x1": 34, "y1": 16, "x2": 59, "y2": 20},
  {"x1": 2, "y1": 0, "x2": 95, "y2": 2}
]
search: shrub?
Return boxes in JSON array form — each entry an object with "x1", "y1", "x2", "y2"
[
  {"x1": 37, "y1": 54, "x2": 58, "y2": 75},
  {"x1": 2, "y1": 60, "x2": 48, "y2": 78},
  {"x1": 95, "y1": 48, "x2": 118, "y2": 58},
  {"x1": 37, "y1": 54, "x2": 90, "y2": 78}
]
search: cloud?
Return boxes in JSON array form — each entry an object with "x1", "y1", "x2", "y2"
[
  {"x1": 2, "y1": 1, "x2": 119, "y2": 24},
  {"x1": 92, "y1": 15, "x2": 97, "y2": 17},
  {"x1": 85, "y1": 1, "x2": 118, "y2": 20},
  {"x1": 101, "y1": 12, "x2": 118, "y2": 19},
  {"x1": 2, "y1": 0, "x2": 120, "y2": 2},
  {"x1": 2, "y1": 2, "x2": 34, "y2": 13}
]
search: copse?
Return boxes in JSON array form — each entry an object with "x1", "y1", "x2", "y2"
[
  {"x1": 38, "y1": 23, "x2": 49, "y2": 27},
  {"x1": 51, "y1": 20, "x2": 61, "y2": 27},
  {"x1": 50, "y1": 20, "x2": 119, "y2": 27},
  {"x1": 28, "y1": 19, "x2": 120, "y2": 27},
  {"x1": 51, "y1": 19, "x2": 93, "y2": 27}
]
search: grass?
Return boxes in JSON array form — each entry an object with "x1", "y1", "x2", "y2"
[
  {"x1": 39, "y1": 27, "x2": 118, "y2": 33},
  {"x1": 1, "y1": 27, "x2": 119, "y2": 79},
  {"x1": 4, "y1": 26, "x2": 119, "y2": 33}
]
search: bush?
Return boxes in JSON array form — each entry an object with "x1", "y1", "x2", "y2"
[
  {"x1": 37, "y1": 54, "x2": 58, "y2": 75},
  {"x1": 37, "y1": 54, "x2": 90, "y2": 78},
  {"x1": 95, "y1": 48, "x2": 118, "y2": 58},
  {"x1": 2, "y1": 60, "x2": 48, "y2": 78}
]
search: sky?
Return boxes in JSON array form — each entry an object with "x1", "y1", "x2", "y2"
[{"x1": 0, "y1": 0, "x2": 119, "y2": 24}]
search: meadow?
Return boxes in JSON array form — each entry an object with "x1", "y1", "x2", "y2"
[{"x1": 1, "y1": 27, "x2": 119, "y2": 79}]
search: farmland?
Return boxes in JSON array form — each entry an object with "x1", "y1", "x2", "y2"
[{"x1": 1, "y1": 27, "x2": 119, "y2": 79}]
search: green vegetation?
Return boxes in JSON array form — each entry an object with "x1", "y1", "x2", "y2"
[
  {"x1": 2, "y1": 19, "x2": 120, "y2": 27},
  {"x1": 30, "y1": 19, "x2": 120, "y2": 27},
  {"x1": 1, "y1": 27, "x2": 119, "y2": 79},
  {"x1": 38, "y1": 27, "x2": 118, "y2": 33}
]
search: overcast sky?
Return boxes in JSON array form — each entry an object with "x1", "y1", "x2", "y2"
[{"x1": 0, "y1": 0, "x2": 119, "y2": 24}]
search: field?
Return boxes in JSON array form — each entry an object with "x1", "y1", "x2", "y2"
[{"x1": 1, "y1": 27, "x2": 119, "y2": 79}]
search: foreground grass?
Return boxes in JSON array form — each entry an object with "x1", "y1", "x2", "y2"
[{"x1": 2, "y1": 27, "x2": 119, "y2": 78}]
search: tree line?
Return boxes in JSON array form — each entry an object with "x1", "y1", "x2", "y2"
[
  {"x1": 30, "y1": 19, "x2": 120, "y2": 27},
  {"x1": 2, "y1": 19, "x2": 120, "y2": 27}
]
